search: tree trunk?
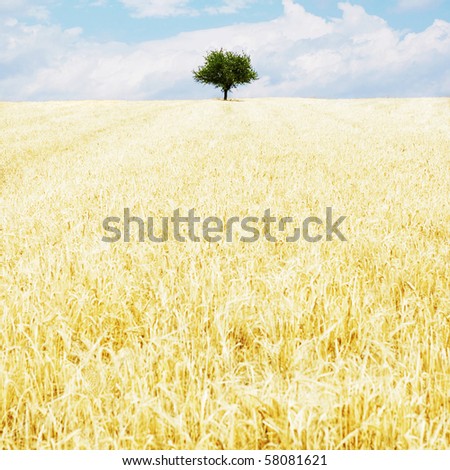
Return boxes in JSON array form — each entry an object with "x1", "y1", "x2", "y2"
[{"x1": 223, "y1": 89, "x2": 228, "y2": 101}]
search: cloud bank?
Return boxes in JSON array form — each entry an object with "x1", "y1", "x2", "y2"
[{"x1": 1, "y1": 0, "x2": 449, "y2": 100}]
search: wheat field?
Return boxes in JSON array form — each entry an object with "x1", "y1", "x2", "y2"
[{"x1": 1, "y1": 98, "x2": 449, "y2": 450}]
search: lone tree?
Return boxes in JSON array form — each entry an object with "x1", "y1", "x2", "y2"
[{"x1": 193, "y1": 49, "x2": 258, "y2": 101}]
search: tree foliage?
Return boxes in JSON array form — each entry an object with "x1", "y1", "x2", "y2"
[{"x1": 193, "y1": 49, "x2": 258, "y2": 100}]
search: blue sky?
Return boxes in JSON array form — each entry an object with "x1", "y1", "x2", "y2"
[{"x1": 1, "y1": 0, "x2": 449, "y2": 99}]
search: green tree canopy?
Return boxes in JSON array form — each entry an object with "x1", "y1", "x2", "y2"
[{"x1": 193, "y1": 49, "x2": 259, "y2": 101}]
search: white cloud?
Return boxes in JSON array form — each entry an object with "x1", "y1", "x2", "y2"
[
  {"x1": 86, "y1": 0, "x2": 108, "y2": 6},
  {"x1": 205, "y1": 0, "x2": 255, "y2": 15},
  {"x1": 1, "y1": 1, "x2": 450, "y2": 100},
  {"x1": 119, "y1": 0, "x2": 195, "y2": 18},
  {"x1": 119, "y1": 0, "x2": 256, "y2": 17},
  {"x1": 397, "y1": 0, "x2": 441, "y2": 11},
  {"x1": 0, "y1": 0, "x2": 52, "y2": 19}
]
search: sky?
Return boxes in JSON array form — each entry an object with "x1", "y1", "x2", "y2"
[{"x1": 0, "y1": 0, "x2": 449, "y2": 100}]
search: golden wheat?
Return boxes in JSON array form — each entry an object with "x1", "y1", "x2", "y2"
[{"x1": 0, "y1": 98, "x2": 449, "y2": 449}]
